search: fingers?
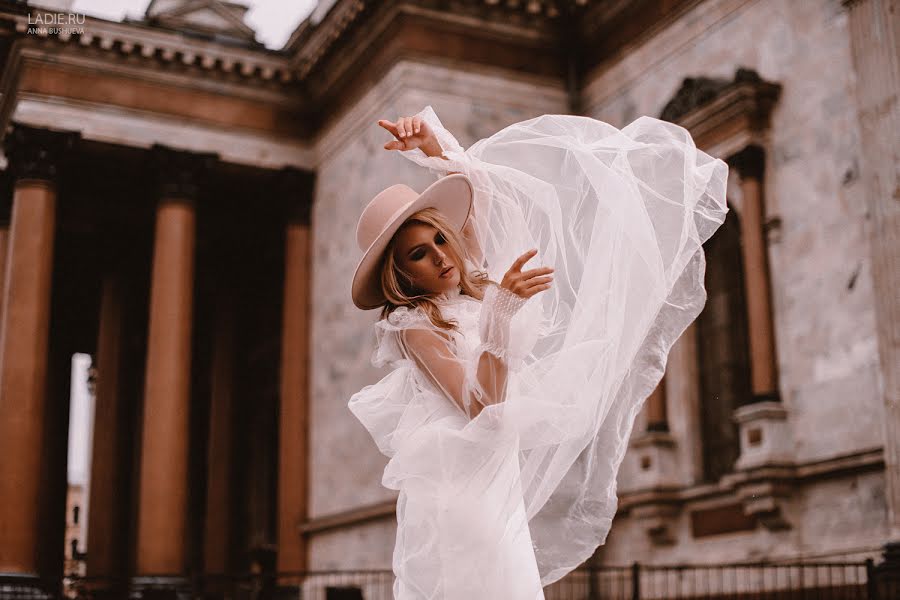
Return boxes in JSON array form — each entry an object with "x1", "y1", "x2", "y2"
[
  {"x1": 510, "y1": 248, "x2": 538, "y2": 272},
  {"x1": 523, "y1": 275, "x2": 553, "y2": 288},
  {"x1": 400, "y1": 116, "x2": 415, "y2": 138},
  {"x1": 379, "y1": 116, "x2": 423, "y2": 139},
  {"x1": 377, "y1": 119, "x2": 397, "y2": 137},
  {"x1": 501, "y1": 248, "x2": 554, "y2": 299},
  {"x1": 522, "y1": 283, "x2": 552, "y2": 298},
  {"x1": 520, "y1": 266, "x2": 554, "y2": 279}
]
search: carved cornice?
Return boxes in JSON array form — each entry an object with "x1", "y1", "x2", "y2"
[
  {"x1": 283, "y1": 0, "x2": 591, "y2": 116},
  {"x1": 151, "y1": 144, "x2": 217, "y2": 201},
  {"x1": 286, "y1": 0, "x2": 587, "y2": 78},
  {"x1": 4, "y1": 12, "x2": 294, "y2": 84},
  {"x1": 3, "y1": 122, "x2": 78, "y2": 182},
  {"x1": 659, "y1": 68, "x2": 782, "y2": 156}
]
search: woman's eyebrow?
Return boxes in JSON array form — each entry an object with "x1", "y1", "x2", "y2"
[{"x1": 406, "y1": 232, "x2": 440, "y2": 256}]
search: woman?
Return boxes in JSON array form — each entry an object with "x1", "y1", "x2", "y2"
[{"x1": 349, "y1": 106, "x2": 729, "y2": 599}]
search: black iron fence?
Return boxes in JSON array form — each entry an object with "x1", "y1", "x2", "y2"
[{"x1": 2, "y1": 560, "x2": 897, "y2": 600}]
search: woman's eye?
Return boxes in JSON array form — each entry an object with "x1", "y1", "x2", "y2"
[
  {"x1": 411, "y1": 250, "x2": 425, "y2": 261},
  {"x1": 435, "y1": 233, "x2": 446, "y2": 245}
]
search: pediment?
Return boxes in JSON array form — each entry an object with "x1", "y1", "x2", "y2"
[{"x1": 144, "y1": 0, "x2": 258, "y2": 44}]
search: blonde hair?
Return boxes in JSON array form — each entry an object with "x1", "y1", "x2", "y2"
[{"x1": 380, "y1": 207, "x2": 490, "y2": 330}]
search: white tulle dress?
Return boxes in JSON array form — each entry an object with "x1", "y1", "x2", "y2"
[{"x1": 348, "y1": 106, "x2": 729, "y2": 599}]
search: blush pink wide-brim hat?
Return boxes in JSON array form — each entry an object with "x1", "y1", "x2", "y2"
[{"x1": 352, "y1": 173, "x2": 474, "y2": 310}]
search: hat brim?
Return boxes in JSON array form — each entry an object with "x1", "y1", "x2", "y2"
[{"x1": 351, "y1": 173, "x2": 474, "y2": 310}]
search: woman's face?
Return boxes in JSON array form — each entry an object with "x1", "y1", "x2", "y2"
[{"x1": 392, "y1": 222, "x2": 461, "y2": 295}]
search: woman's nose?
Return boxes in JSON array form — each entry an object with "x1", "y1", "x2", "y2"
[{"x1": 434, "y1": 248, "x2": 446, "y2": 265}]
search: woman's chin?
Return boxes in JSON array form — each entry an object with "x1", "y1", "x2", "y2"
[{"x1": 430, "y1": 278, "x2": 459, "y2": 295}]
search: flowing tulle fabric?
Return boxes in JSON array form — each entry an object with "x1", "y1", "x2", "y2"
[{"x1": 348, "y1": 106, "x2": 728, "y2": 598}]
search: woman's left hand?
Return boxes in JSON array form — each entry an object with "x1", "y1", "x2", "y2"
[{"x1": 377, "y1": 115, "x2": 441, "y2": 155}]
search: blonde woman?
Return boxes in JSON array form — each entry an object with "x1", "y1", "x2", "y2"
[{"x1": 349, "y1": 106, "x2": 729, "y2": 599}]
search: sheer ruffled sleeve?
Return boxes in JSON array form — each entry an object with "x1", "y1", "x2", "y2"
[{"x1": 398, "y1": 284, "x2": 530, "y2": 421}]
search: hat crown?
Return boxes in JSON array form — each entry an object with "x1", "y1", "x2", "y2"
[{"x1": 356, "y1": 184, "x2": 419, "y2": 252}]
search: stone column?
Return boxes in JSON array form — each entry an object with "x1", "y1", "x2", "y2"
[
  {"x1": 85, "y1": 273, "x2": 127, "y2": 581},
  {"x1": 645, "y1": 379, "x2": 668, "y2": 432},
  {"x1": 843, "y1": 0, "x2": 900, "y2": 548},
  {"x1": 0, "y1": 125, "x2": 75, "y2": 581},
  {"x1": 729, "y1": 145, "x2": 779, "y2": 405},
  {"x1": 0, "y1": 171, "x2": 12, "y2": 344},
  {"x1": 134, "y1": 146, "x2": 213, "y2": 587},
  {"x1": 728, "y1": 145, "x2": 791, "y2": 529},
  {"x1": 276, "y1": 168, "x2": 314, "y2": 587},
  {"x1": 203, "y1": 288, "x2": 237, "y2": 578}
]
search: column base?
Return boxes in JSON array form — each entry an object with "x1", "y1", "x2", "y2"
[
  {"x1": 631, "y1": 503, "x2": 680, "y2": 546},
  {"x1": 733, "y1": 401, "x2": 792, "y2": 470},
  {"x1": 628, "y1": 430, "x2": 681, "y2": 490}
]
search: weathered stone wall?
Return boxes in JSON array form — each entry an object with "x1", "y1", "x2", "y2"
[{"x1": 582, "y1": 0, "x2": 886, "y2": 562}]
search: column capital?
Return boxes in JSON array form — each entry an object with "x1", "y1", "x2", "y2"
[
  {"x1": 151, "y1": 144, "x2": 217, "y2": 202},
  {"x1": 276, "y1": 166, "x2": 314, "y2": 226},
  {"x1": 728, "y1": 145, "x2": 766, "y2": 181},
  {"x1": 3, "y1": 123, "x2": 78, "y2": 183}
]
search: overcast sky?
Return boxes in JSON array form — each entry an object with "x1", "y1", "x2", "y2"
[{"x1": 68, "y1": 0, "x2": 319, "y2": 49}]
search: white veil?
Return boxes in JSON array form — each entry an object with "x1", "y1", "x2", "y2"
[{"x1": 389, "y1": 105, "x2": 730, "y2": 584}]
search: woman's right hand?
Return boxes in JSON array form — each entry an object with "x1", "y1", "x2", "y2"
[
  {"x1": 501, "y1": 249, "x2": 554, "y2": 299},
  {"x1": 377, "y1": 116, "x2": 440, "y2": 154}
]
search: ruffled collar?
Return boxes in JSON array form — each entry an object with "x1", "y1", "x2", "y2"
[{"x1": 435, "y1": 285, "x2": 463, "y2": 305}]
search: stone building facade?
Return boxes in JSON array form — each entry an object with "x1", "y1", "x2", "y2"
[{"x1": 0, "y1": 0, "x2": 896, "y2": 596}]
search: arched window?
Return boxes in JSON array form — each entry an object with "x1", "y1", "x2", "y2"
[
  {"x1": 696, "y1": 202, "x2": 753, "y2": 482},
  {"x1": 73, "y1": 504, "x2": 80, "y2": 525}
]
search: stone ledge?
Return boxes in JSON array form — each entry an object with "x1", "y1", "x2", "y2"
[
  {"x1": 299, "y1": 499, "x2": 397, "y2": 536},
  {"x1": 301, "y1": 448, "x2": 883, "y2": 537},
  {"x1": 619, "y1": 446, "x2": 883, "y2": 512}
]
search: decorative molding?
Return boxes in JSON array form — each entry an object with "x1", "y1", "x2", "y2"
[
  {"x1": 8, "y1": 13, "x2": 294, "y2": 83},
  {"x1": 12, "y1": 96, "x2": 313, "y2": 170},
  {"x1": 632, "y1": 503, "x2": 680, "y2": 546},
  {"x1": 3, "y1": 122, "x2": 78, "y2": 182},
  {"x1": 286, "y1": 0, "x2": 592, "y2": 79},
  {"x1": 618, "y1": 447, "x2": 884, "y2": 517},
  {"x1": 735, "y1": 480, "x2": 791, "y2": 531},
  {"x1": 142, "y1": 0, "x2": 259, "y2": 45},
  {"x1": 661, "y1": 68, "x2": 759, "y2": 123},
  {"x1": 659, "y1": 67, "x2": 782, "y2": 157}
]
